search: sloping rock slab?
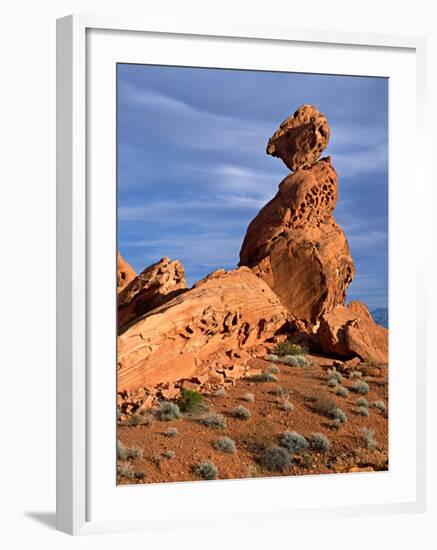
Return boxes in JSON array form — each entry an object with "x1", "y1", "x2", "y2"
[{"x1": 117, "y1": 267, "x2": 287, "y2": 392}]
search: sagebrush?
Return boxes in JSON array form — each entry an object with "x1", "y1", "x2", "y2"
[
  {"x1": 193, "y1": 461, "x2": 218, "y2": 480},
  {"x1": 259, "y1": 445, "x2": 291, "y2": 472},
  {"x1": 201, "y1": 412, "x2": 226, "y2": 429},
  {"x1": 213, "y1": 436, "x2": 236, "y2": 454},
  {"x1": 156, "y1": 401, "x2": 181, "y2": 421},
  {"x1": 308, "y1": 432, "x2": 330, "y2": 452},
  {"x1": 280, "y1": 431, "x2": 308, "y2": 454}
]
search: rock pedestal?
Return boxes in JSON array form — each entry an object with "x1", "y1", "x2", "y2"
[{"x1": 240, "y1": 109, "x2": 355, "y2": 326}]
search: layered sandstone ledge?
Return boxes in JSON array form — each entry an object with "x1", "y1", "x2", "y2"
[{"x1": 118, "y1": 267, "x2": 287, "y2": 393}]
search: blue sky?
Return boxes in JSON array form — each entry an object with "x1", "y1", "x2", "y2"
[{"x1": 117, "y1": 64, "x2": 388, "y2": 310}]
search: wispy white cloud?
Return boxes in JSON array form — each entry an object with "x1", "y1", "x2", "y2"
[
  {"x1": 327, "y1": 122, "x2": 388, "y2": 180},
  {"x1": 184, "y1": 162, "x2": 281, "y2": 198},
  {"x1": 120, "y1": 81, "x2": 273, "y2": 156},
  {"x1": 118, "y1": 193, "x2": 267, "y2": 224}
]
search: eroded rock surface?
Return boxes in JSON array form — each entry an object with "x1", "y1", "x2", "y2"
[
  {"x1": 118, "y1": 257, "x2": 187, "y2": 332},
  {"x1": 117, "y1": 251, "x2": 136, "y2": 292},
  {"x1": 266, "y1": 104, "x2": 330, "y2": 171},
  {"x1": 117, "y1": 267, "x2": 287, "y2": 392},
  {"x1": 317, "y1": 301, "x2": 388, "y2": 364},
  {"x1": 239, "y1": 158, "x2": 354, "y2": 324}
]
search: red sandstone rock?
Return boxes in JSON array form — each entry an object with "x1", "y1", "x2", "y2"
[
  {"x1": 317, "y1": 301, "x2": 388, "y2": 364},
  {"x1": 344, "y1": 357, "x2": 362, "y2": 370},
  {"x1": 118, "y1": 257, "x2": 187, "y2": 332},
  {"x1": 239, "y1": 158, "x2": 354, "y2": 324},
  {"x1": 117, "y1": 267, "x2": 287, "y2": 392},
  {"x1": 266, "y1": 105, "x2": 330, "y2": 171},
  {"x1": 117, "y1": 251, "x2": 136, "y2": 292}
]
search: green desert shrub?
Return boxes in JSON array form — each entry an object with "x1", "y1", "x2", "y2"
[
  {"x1": 213, "y1": 436, "x2": 236, "y2": 454},
  {"x1": 117, "y1": 440, "x2": 142, "y2": 461},
  {"x1": 163, "y1": 427, "x2": 178, "y2": 438},
  {"x1": 201, "y1": 412, "x2": 226, "y2": 429},
  {"x1": 332, "y1": 407, "x2": 348, "y2": 424},
  {"x1": 259, "y1": 445, "x2": 291, "y2": 472},
  {"x1": 163, "y1": 450, "x2": 175, "y2": 459},
  {"x1": 355, "y1": 397, "x2": 369, "y2": 408},
  {"x1": 327, "y1": 378, "x2": 339, "y2": 387},
  {"x1": 137, "y1": 410, "x2": 154, "y2": 426},
  {"x1": 282, "y1": 354, "x2": 309, "y2": 367},
  {"x1": 370, "y1": 400, "x2": 387, "y2": 413},
  {"x1": 242, "y1": 392, "x2": 255, "y2": 402},
  {"x1": 362, "y1": 428, "x2": 377, "y2": 449},
  {"x1": 312, "y1": 395, "x2": 337, "y2": 417},
  {"x1": 350, "y1": 371, "x2": 363, "y2": 379},
  {"x1": 352, "y1": 381, "x2": 369, "y2": 394},
  {"x1": 274, "y1": 340, "x2": 308, "y2": 357},
  {"x1": 251, "y1": 371, "x2": 278, "y2": 382},
  {"x1": 156, "y1": 401, "x2": 181, "y2": 421},
  {"x1": 312, "y1": 396, "x2": 347, "y2": 425},
  {"x1": 117, "y1": 440, "x2": 129, "y2": 461},
  {"x1": 117, "y1": 464, "x2": 134, "y2": 479},
  {"x1": 233, "y1": 405, "x2": 251, "y2": 419},
  {"x1": 266, "y1": 353, "x2": 279, "y2": 362},
  {"x1": 357, "y1": 406, "x2": 369, "y2": 417},
  {"x1": 335, "y1": 385, "x2": 350, "y2": 397},
  {"x1": 178, "y1": 388, "x2": 203, "y2": 412},
  {"x1": 327, "y1": 368, "x2": 343, "y2": 384},
  {"x1": 126, "y1": 414, "x2": 141, "y2": 426},
  {"x1": 193, "y1": 461, "x2": 218, "y2": 480},
  {"x1": 213, "y1": 388, "x2": 227, "y2": 398},
  {"x1": 300, "y1": 452, "x2": 313, "y2": 469},
  {"x1": 267, "y1": 364, "x2": 280, "y2": 374},
  {"x1": 308, "y1": 432, "x2": 331, "y2": 452},
  {"x1": 280, "y1": 431, "x2": 309, "y2": 454},
  {"x1": 278, "y1": 399, "x2": 294, "y2": 411},
  {"x1": 117, "y1": 465, "x2": 145, "y2": 481}
]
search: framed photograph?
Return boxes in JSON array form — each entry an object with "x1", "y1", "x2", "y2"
[{"x1": 56, "y1": 15, "x2": 427, "y2": 535}]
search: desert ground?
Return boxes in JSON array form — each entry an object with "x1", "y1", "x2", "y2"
[{"x1": 117, "y1": 353, "x2": 388, "y2": 484}]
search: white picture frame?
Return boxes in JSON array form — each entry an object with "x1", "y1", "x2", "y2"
[{"x1": 56, "y1": 14, "x2": 427, "y2": 535}]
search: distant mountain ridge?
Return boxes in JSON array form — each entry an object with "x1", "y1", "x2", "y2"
[{"x1": 371, "y1": 307, "x2": 388, "y2": 328}]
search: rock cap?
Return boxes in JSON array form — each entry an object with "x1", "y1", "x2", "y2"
[{"x1": 267, "y1": 104, "x2": 330, "y2": 171}]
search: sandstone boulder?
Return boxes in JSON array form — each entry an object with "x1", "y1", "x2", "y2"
[
  {"x1": 317, "y1": 301, "x2": 388, "y2": 364},
  {"x1": 239, "y1": 158, "x2": 354, "y2": 324},
  {"x1": 117, "y1": 267, "x2": 287, "y2": 392},
  {"x1": 117, "y1": 251, "x2": 136, "y2": 292},
  {"x1": 118, "y1": 257, "x2": 187, "y2": 332},
  {"x1": 266, "y1": 104, "x2": 330, "y2": 171}
]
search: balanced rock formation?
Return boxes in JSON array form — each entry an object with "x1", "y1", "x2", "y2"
[
  {"x1": 317, "y1": 301, "x2": 388, "y2": 364},
  {"x1": 240, "y1": 155, "x2": 354, "y2": 325},
  {"x1": 117, "y1": 267, "x2": 287, "y2": 392},
  {"x1": 118, "y1": 257, "x2": 187, "y2": 332},
  {"x1": 266, "y1": 105, "x2": 330, "y2": 171},
  {"x1": 117, "y1": 251, "x2": 136, "y2": 292}
]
